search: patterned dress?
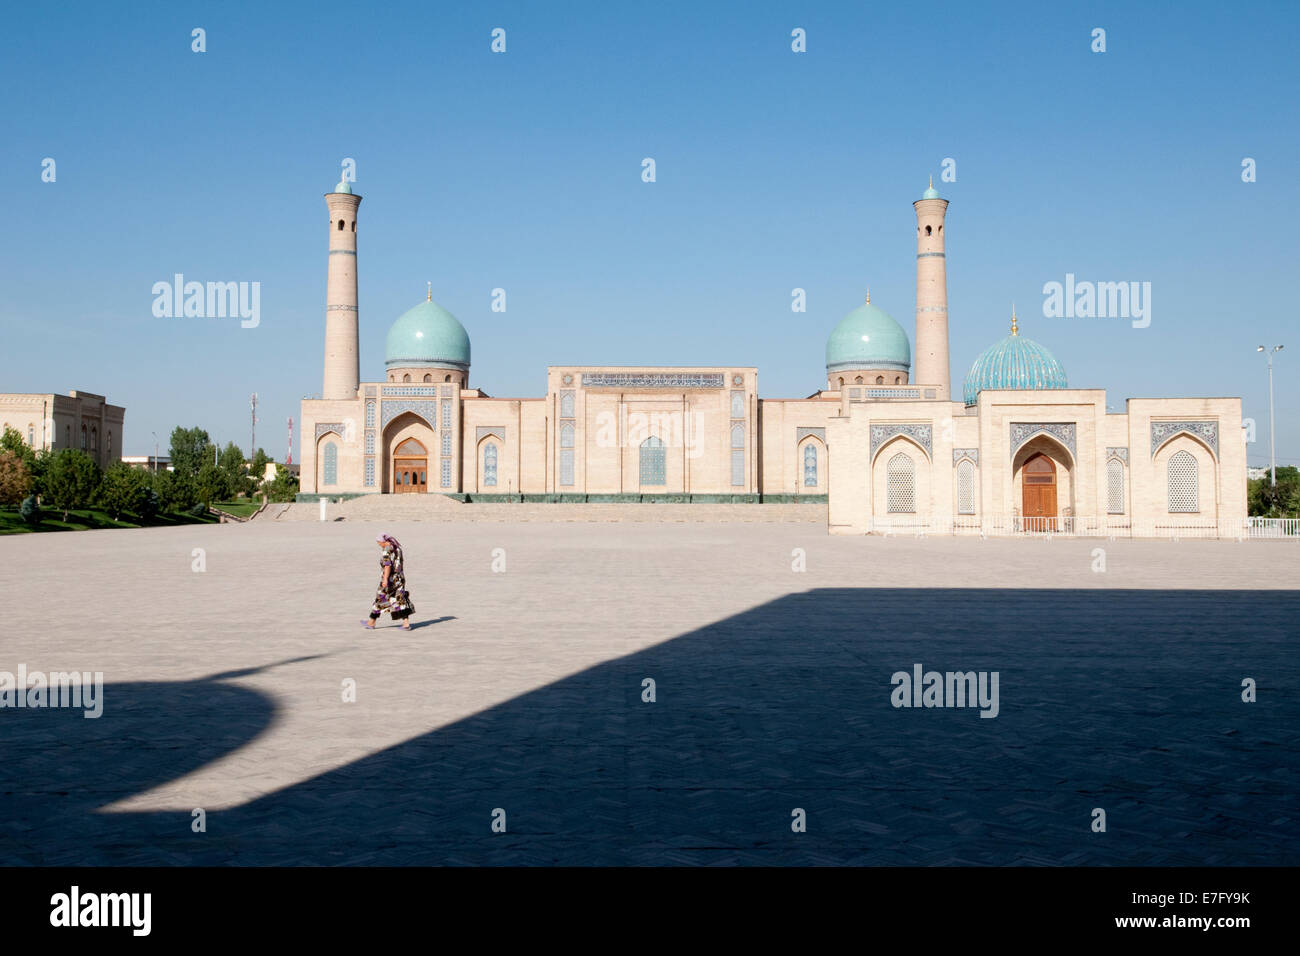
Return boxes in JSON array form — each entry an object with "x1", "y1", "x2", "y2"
[{"x1": 370, "y1": 545, "x2": 415, "y2": 620}]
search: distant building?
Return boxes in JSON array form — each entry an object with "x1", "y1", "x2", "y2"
[
  {"x1": 0, "y1": 390, "x2": 124, "y2": 469},
  {"x1": 122, "y1": 455, "x2": 171, "y2": 472}
]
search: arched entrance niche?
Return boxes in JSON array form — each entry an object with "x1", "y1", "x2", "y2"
[
  {"x1": 1012, "y1": 435, "x2": 1073, "y2": 530},
  {"x1": 383, "y1": 411, "x2": 435, "y2": 493}
]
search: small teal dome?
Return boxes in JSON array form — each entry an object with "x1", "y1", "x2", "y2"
[
  {"x1": 963, "y1": 317, "x2": 1068, "y2": 406},
  {"x1": 826, "y1": 298, "x2": 912, "y2": 373},
  {"x1": 385, "y1": 298, "x2": 471, "y2": 370},
  {"x1": 921, "y1": 177, "x2": 940, "y2": 200},
  {"x1": 333, "y1": 179, "x2": 354, "y2": 195}
]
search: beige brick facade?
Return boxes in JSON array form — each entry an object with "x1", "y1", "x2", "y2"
[{"x1": 0, "y1": 390, "x2": 125, "y2": 468}]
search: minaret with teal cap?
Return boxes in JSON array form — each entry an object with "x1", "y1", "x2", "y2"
[
  {"x1": 322, "y1": 175, "x2": 362, "y2": 400},
  {"x1": 914, "y1": 176, "x2": 951, "y2": 400}
]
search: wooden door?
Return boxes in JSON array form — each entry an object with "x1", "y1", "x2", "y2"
[
  {"x1": 392, "y1": 439, "x2": 428, "y2": 494},
  {"x1": 1021, "y1": 453, "x2": 1057, "y2": 531}
]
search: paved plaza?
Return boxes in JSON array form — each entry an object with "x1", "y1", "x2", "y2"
[{"x1": 1, "y1": 518, "x2": 1296, "y2": 865}]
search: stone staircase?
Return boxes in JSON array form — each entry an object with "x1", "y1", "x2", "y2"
[{"x1": 274, "y1": 494, "x2": 825, "y2": 523}]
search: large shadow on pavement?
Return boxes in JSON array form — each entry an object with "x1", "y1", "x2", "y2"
[{"x1": 2, "y1": 591, "x2": 1295, "y2": 865}]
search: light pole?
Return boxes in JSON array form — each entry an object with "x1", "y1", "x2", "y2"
[
  {"x1": 1257, "y1": 345, "x2": 1283, "y2": 486},
  {"x1": 151, "y1": 431, "x2": 158, "y2": 473}
]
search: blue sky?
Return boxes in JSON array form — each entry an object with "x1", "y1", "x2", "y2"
[{"x1": 2, "y1": 0, "x2": 1297, "y2": 464}]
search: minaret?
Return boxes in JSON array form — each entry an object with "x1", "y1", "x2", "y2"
[
  {"x1": 913, "y1": 177, "x2": 950, "y2": 400},
  {"x1": 323, "y1": 177, "x2": 362, "y2": 400}
]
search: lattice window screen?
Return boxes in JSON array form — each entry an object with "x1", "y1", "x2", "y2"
[
  {"x1": 365, "y1": 402, "x2": 375, "y2": 427},
  {"x1": 1107, "y1": 459, "x2": 1125, "y2": 514},
  {"x1": 441, "y1": 431, "x2": 451, "y2": 456},
  {"x1": 640, "y1": 437, "x2": 665, "y2": 485},
  {"x1": 560, "y1": 448, "x2": 574, "y2": 486},
  {"x1": 322, "y1": 442, "x2": 338, "y2": 486},
  {"x1": 803, "y1": 443, "x2": 817, "y2": 487},
  {"x1": 483, "y1": 443, "x2": 498, "y2": 487},
  {"x1": 364, "y1": 458, "x2": 375, "y2": 487},
  {"x1": 957, "y1": 459, "x2": 975, "y2": 514},
  {"x1": 365, "y1": 431, "x2": 375, "y2": 454},
  {"x1": 440, "y1": 459, "x2": 451, "y2": 488},
  {"x1": 1167, "y1": 451, "x2": 1198, "y2": 512},
  {"x1": 560, "y1": 391, "x2": 575, "y2": 419},
  {"x1": 730, "y1": 390, "x2": 745, "y2": 418},
  {"x1": 560, "y1": 423, "x2": 575, "y2": 448},
  {"x1": 886, "y1": 453, "x2": 915, "y2": 513}
]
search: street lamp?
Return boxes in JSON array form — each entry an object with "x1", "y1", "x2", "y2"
[
  {"x1": 151, "y1": 431, "x2": 158, "y2": 473},
  {"x1": 1257, "y1": 345, "x2": 1284, "y2": 486}
]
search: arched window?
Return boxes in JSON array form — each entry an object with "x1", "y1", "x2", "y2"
[
  {"x1": 337, "y1": 220, "x2": 344, "y2": 231},
  {"x1": 444, "y1": 374, "x2": 451, "y2": 382},
  {"x1": 65, "y1": 425, "x2": 71, "y2": 446},
  {"x1": 90, "y1": 427, "x2": 98, "y2": 452},
  {"x1": 886, "y1": 452, "x2": 915, "y2": 513},
  {"x1": 894, "y1": 376, "x2": 901, "y2": 384},
  {"x1": 925, "y1": 224, "x2": 932, "y2": 236},
  {"x1": 838, "y1": 377, "x2": 844, "y2": 386},
  {"x1": 351, "y1": 221, "x2": 356, "y2": 232},
  {"x1": 483, "y1": 443, "x2": 498, "y2": 487},
  {"x1": 323, "y1": 442, "x2": 338, "y2": 486},
  {"x1": 1107, "y1": 459, "x2": 1125, "y2": 514},
  {"x1": 875, "y1": 376, "x2": 884, "y2": 385},
  {"x1": 28, "y1": 425, "x2": 35, "y2": 445},
  {"x1": 402, "y1": 374, "x2": 411, "y2": 383},
  {"x1": 855, "y1": 376, "x2": 863, "y2": 384},
  {"x1": 560, "y1": 392, "x2": 575, "y2": 418},
  {"x1": 81, "y1": 424, "x2": 87, "y2": 450},
  {"x1": 1167, "y1": 450, "x2": 1198, "y2": 512},
  {"x1": 803, "y1": 442, "x2": 818, "y2": 487},
  {"x1": 559, "y1": 423, "x2": 575, "y2": 486},
  {"x1": 423, "y1": 374, "x2": 432, "y2": 383},
  {"x1": 639, "y1": 436, "x2": 666, "y2": 486},
  {"x1": 957, "y1": 459, "x2": 975, "y2": 514}
]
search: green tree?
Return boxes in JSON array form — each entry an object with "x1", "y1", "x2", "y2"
[
  {"x1": 195, "y1": 462, "x2": 230, "y2": 506},
  {"x1": 1248, "y1": 466, "x2": 1300, "y2": 518},
  {"x1": 44, "y1": 449, "x2": 101, "y2": 521},
  {"x1": 266, "y1": 466, "x2": 300, "y2": 503},
  {"x1": 0, "y1": 449, "x2": 33, "y2": 506},
  {"x1": 1, "y1": 426, "x2": 36, "y2": 470},
  {"x1": 98, "y1": 463, "x2": 151, "y2": 520},
  {"x1": 250, "y1": 448, "x2": 271, "y2": 487},
  {"x1": 217, "y1": 441, "x2": 252, "y2": 497},
  {"x1": 169, "y1": 426, "x2": 211, "y2": 480},
  {"x1": 28, "y1": 447, "x2": 54, "y2": 498}
]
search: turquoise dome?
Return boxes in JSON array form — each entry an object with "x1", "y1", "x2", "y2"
[
  {"x1": 826, "y1": 300, "x2": 912, "y2": 373},
  {"x1": 921, "y1": 184, "x2": 940, "y2": 199},
  {"x1": 385, "y1": 298, "x2": 471, "y2": 370},
  {"x1": 333, "y1": 180, "x2": 354, "y2": 195},
  {"x1": 963, "y1": 319, "x2": 1068, "y2": 406}
]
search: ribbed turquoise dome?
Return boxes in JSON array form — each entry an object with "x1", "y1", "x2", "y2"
[
  {"x1": 963, "y1": 321, "x2": 1068, "y2": 406},
  {"x1": 825, "y1": 300, "x2": 912, "y2": 373},
  {"x1": 385, "y1": 299, "x2": 471, "y2": 370},
  {"x1": 921, "y1": 184, "x2": 940, "y2": 199},
  {"x1": 333, "y1": 180, "x2": 353, "y2": 195}
]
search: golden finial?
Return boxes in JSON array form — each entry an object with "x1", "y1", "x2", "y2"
[
  {"x1": 865, "y1": 288, "x2": 870, "y2": 304},
  {"x1": 929, "y1": 174, "x2": 933, "y2": 189},
  {"x1": 1010, "y1": 305, "x2": 1019, "y2": 336},
  {"x1": 427, "y1": 282, "x2": 432, "y2": 302}
]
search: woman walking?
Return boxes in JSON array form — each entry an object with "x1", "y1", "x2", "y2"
[{"x1": 364, "y1": 533, "x2": 415, "y2": 629}]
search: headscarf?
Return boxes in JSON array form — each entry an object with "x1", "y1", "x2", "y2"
[{"x1": 376, "y1": 533, "x2": 402, "y2": 552}]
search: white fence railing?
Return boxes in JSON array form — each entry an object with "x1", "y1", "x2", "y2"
[{"x1": 867, "y1": 515, "x2": 1300, "y2": 539}]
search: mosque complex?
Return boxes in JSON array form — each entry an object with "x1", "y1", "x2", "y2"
[{"x1": 299, "y1": 177, "x2": 1245, "y2": 536}]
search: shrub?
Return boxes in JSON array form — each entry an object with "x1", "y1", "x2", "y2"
[{"x1": 19, "y1": 494, "x2": 42, "y2": 526}]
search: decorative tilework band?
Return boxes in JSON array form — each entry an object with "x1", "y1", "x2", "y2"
[
  {"x1": 1009, "y1": 422, "x2": 1076, "y2": 460},
  {"x1": 916, "y1": 252, "x2": 946, "y2": 258},
  {"x1": 1151, "y1": 421, "x2": 1217, "y2": 458},
  {"x1": 870, "y1": 423, "x2": 933, "y2": 460},
  {"x1": 328, "y1": 250, "x2": 356, "y2": 256}
]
